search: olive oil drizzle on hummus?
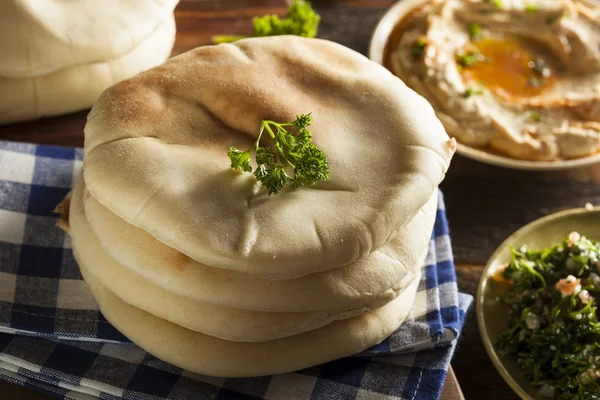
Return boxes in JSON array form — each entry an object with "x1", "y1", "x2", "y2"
[{"x1": 462, "y1": 36, "x2": 560, "y2": 100}]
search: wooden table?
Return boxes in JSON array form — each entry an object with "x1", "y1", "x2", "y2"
[{"x1": 4, "y1": 0, "x2": 597, "y2": 398}]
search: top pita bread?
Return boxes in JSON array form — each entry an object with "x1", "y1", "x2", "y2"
[
  {"x1": 83, "y1": 36, "x2": 455, "y2": 278},
  {"x1": 0, "y1": 0, "x2": 177, "y2": 78}
]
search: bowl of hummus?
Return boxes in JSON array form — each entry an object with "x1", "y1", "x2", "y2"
[{"x1": 370, "y1": 0, "x2": 600, "y2": 170}]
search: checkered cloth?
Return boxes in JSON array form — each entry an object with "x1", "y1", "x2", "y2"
[{"x1": 0, "y1": 140, "x2": 472, "y2": 400}]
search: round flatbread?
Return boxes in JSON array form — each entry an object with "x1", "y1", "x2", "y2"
[
  {"x1": 83, "y1": 178, "x2": 436, "y2": 312},
  {"x1": 71, "y1": 176, "x2": 420, "y2": 341},
  {"x1": 0, "y1": 16, "x2": 175, "y2": 124},
  {"x1": 80, "y1": 264, "x2": 420, "y2": 377},
  {"x1": 83, "y1": 36, "x2": 455, "y2": 279},
  {"x1": 0, "y1": 0, "x2": 177, "y2": 78}
]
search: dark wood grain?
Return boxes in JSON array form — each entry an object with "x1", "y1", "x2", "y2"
[
  {"x1": 2, "y1": 0, "x2": 580, "y2": 399},
  {"x1": 442, "y1": 157, "x2": 600, "y2": 265}
]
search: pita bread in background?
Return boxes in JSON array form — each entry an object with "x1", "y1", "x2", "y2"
[
  {"x1": 83, "y1": 177, "x2": 437, "y2": 313},
  {"x1": 0, "y1": 16, "x2": 176, "y2": 125},
  {"x1": 0, "y1": 0, "x2": 177, "y2": 78},
  {"x1": 80, "y1": 262, "x2": 420, "y2": 377},
  {"x1": 83, "y1": 36, "x2": 456, "y2": 279}
]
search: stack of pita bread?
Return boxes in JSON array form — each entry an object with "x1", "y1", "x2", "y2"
[
  {"x1": 65, "y1": 36, "x2": 456, "y2": 377},
  {"x1": 0, "y1": 0, "x2": 178, "y2": 124}
]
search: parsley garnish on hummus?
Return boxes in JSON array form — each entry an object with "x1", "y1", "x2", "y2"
[
  {"x1": 483, "y1": 0, "x2": 503, "y2": 7},
  {"x1": 464, "y1": 87, "x2": 483, "y2": 98},
  {"x1": 529, "y1": 111, "x2": 541, "y2": 122},
  {"x1": 546, "y1": 15, "x2": 560, "y2": 24},
  {"x1": 412, "y1": 38, "x2": 428, "y2": 57},
  {"x1": 525, "y1": 4, "x2": 539, "y2": 13},
  {"x1": 468, "y1": 23, "x2": 482, "y2": 41},
  {"x1": 455, "y1": 49, "x2": 481, "y2": 67},
  {"x1": 496, "y1": 233, "x2": 600, "y2": 399}
]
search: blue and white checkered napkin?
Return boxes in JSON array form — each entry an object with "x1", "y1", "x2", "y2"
[{"x1": 0, "y1": 140, "x2": 472, "y2": 400}]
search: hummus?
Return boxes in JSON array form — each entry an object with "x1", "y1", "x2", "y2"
[{"x1": 389, "y1": 0, "x2": 600, "y2": 161}]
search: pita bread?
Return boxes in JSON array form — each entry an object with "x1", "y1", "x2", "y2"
[
  {"x1": 82, "y1": 177, "x2": 436, "y2": 312},
  {"x1": 80, "y1": 264, "x2": 420, "y2": 377},
  {"x1": 71, "y1": 176, "x2": 424, "y2": 341},
  {"x1": 0, "y1": 16, "x2": 175, "y2": 125},
  {"x1": 83, "y1": 36, "x2": 455, "y2": 279},
  {"x1": 0, "y1": 0, "x2": 177, "y2": 78}
]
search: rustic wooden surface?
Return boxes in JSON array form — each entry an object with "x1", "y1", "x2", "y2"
[{"x1": 4, "y1": 0, "x2": 597, "y2": 399}]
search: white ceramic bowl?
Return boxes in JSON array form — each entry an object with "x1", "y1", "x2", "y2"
[{"x1": 368, "y1": 0, "x2": 600, "y2": 171}]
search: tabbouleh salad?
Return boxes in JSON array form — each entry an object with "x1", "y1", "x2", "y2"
[{"x1": 496, "y1": 232, "x2": 600, "y2": 400}]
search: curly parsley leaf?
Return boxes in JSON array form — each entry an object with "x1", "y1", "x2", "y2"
[
  {"x1": 293, "y1": 113, "x2": 313, "y2": 130},
  {"x1": 292, "y1": 144, "x2": 330, "y2": 187},
  {"x1": 227, "y1": 147, "x2": 252, "y2": 172},
  {"x1": 255, "y1": 163, "x2": 292, "y2": 196},
  {"x1": 213, "y1": 1, "x2": 320, "y2": 44},
  {"x1": 227, "y1": 113, "x2": 330, "y2": 195},
  {"x1": 255, "y1": 147, "x2": 274, "y2": 165}
]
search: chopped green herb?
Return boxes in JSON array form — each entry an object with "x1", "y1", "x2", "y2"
[
  {"x1": 227, "y1": 114, "x2": 330, "y2": 195},
  {"x1": 496, "y1": 233, "x2": 600, "y2": 399},
  {"x1": 483, "y1": 0, "x2": 503, "y2": 7},
  {"x1": 455, "y1": 49, "x2": 481, "y2": 67},
  {"x1": 468, "y1": 23, "x2": 482, "y2": 41},
  {"x1": 464, "y1": 87, "x2": 483, "y2": 98},
  {"x1": 412, "y1": 39, "x2": 428, "y2": 57},
  {"x1": 525, "y1": 4, "x2": 539, "y2": 12},
  {"x1": 529, "y1": 111, "x2": 541, "y2": 122},
  {"x1": 546, "y1": 14, "x2": 562, "y2": 24},
  {"x1": 212, "y1": 0, "x2": 320, "y2": 44}
]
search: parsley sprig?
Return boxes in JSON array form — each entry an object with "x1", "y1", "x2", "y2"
[
  {"x1": 227, "y1": 114, "x2": 330, "y2": 195},
  {"x1": 213, "y1": 0, "x2": 320, "y2": 44}
]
